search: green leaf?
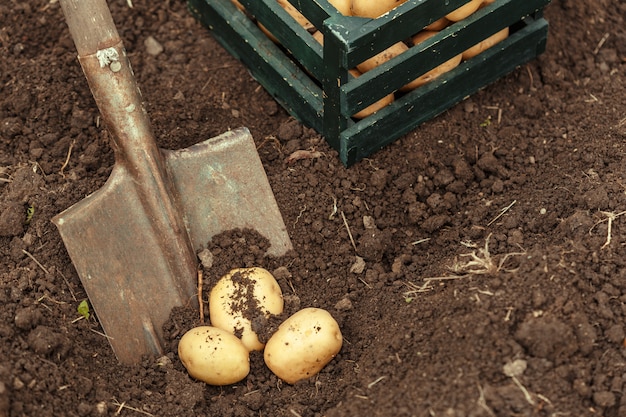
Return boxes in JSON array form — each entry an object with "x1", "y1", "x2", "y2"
[
  {"x1": 77, "y1": 299, "x2": 90, "y2": 320},
  {"x1": 25, "y1": 204, "x2": 35, "y2": 224}
]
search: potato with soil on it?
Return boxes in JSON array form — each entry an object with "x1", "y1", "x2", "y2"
[
  {"x1": 209, "y1": 267, "x2": 284, "y2": 351},
  {"x1": 178, "y1": 326, "x2": 250, "y2": 385},
  {"x1": 264, "y1": 307, "x2": 343, "y2": 384}
]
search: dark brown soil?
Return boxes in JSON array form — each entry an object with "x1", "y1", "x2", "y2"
[{"x1": 2, "y1": 0, "x2": 626, "y2": 416}]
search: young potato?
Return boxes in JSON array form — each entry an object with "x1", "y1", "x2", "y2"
[
  {"x1": 356, "y1": 41, "x2": 409, "y2": 73},
  {"x1": 178, "y1": 326, "x2": 250, "y2": 386},
  {"x1": 328, "y1": 0, "x2": 352, "y2": 16},
  {"x1": 425, "y1": 16, "x2": 450, "y2": 31},
  {"x1": 351, "y1": 0, "x2": 407, "y2": 18},
  {"x1": 210, "y1": 267, "x2": 284, "y2": 351},
  {"x1": 401, "y1": 31, "x2": 462, "y2": 91},
  {"x1": 349, "y1": 69, "x2": 395, "y2": 119},
  {"x1": 445, "y1": 0, "x2": 482, "y2": 21},
  {"x1": 462, "y1": 27, "x2": 509, "y2": 60},
  {"x1": 264, "y1": 308, "x2": 343, "y2": 384}
]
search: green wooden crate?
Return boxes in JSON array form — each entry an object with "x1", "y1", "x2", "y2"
[{"x1": 188, "y1": 0, "x2": 550, "y2": 166}]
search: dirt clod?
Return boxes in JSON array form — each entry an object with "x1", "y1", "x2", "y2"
[
  {"x1": 0, "y1": 202, "x2": 24, "y2": 237},
  {"x1": 514, "y1": 316, "x2": 578, "y2": 363}
]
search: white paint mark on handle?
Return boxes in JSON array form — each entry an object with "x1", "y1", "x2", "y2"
[{"x1": 96, "y1": 47, "x2": 120, "y2": 69}]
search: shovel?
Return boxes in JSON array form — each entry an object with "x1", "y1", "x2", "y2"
[{"x1": 54, "y1": 0, "x2": 292, "y2": 364}]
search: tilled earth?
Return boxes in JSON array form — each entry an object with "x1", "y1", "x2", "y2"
[{"x1": 1, "y1": 0, "x2": 626, "y2": 416}]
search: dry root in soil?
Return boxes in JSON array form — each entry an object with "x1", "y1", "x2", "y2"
[{"x1": 404, "y1": 234, "x2": 526, "y2": 296}]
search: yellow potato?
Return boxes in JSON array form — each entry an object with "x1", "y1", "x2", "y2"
[
  {"x1": 349, "y1": 69, "x2": 395, "y2": 119},
  {"x1": 210, "y1": 267, "x2": 284, "y2": 351},
  {"x1": 425, "y1": 16, "x2": 450, "y2": 31},
  {"x1": 178, "y1": 326, "x2": 250, "y2": 386},
  {"x1": 328, "y1": 0, "x2": 352, "y2": 16},
  {"x1": 462, "y1": 27, "x2": 509, "y2": 60},
  {"x1": 401, "y1": 31, "x2": 462, "y2": 91},
  {"x1": 445, "y1": 0, "x2": 482, "y2": 21},
  {"x1": 264, "y1": 308, "x2": 343, "y2": 384},
  {"x1": 351, "y1": 0, "x2": 407, "y2": 18},
  {"x1": 411, "y1": 30, "x2": 438, "y2": 45},
  {"x1": 356, "y1": 41, "x2": 408, "y2": 73}
]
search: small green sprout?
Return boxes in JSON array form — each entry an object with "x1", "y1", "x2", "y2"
[
  {"x1": 25, "y1": 204, "x2": 35, "y2": 224},
  {"x1": 77, "y1": 299, "x2": 90, "y2": 320},
  {"x1": 480, "y1": 117, "x2": 492, "y2": 128}
]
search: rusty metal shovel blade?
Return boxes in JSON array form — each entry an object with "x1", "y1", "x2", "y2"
[
  {"x1": 54, "y1": 128, "x2": 291, "y2": 363},
  {"x1": 163, "y1": 129, "x2": 292, "y2": 259},
  {"x1": 54, "y1": 0, "x2": 291, "y2": 364}
]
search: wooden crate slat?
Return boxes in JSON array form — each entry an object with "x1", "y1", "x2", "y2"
[
  {"x1": 328, "y1": 0, "x2": 472, "y2": 66},
  {"x1": 188, "y1": 0, "x2": 551, "y2": 166},
  {"x1": 340, "y1": 17, "x2": 549, "y2": 165},
  {"x1": 189, "y1": 0, "x2": 324, "y2": 132},
  {"x1": 238, "y1": 0, "x2": 325, "y2": 76},
  {"x1": 341, "y1": 0, "x2": 552, "y2": 115}
]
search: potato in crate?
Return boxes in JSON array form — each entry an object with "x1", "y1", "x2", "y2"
[{"x1": 188, "y1": 0, "x2": 551, "y2": 166}]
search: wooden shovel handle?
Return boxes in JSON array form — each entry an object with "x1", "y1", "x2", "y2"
[{"x1": 59, "y1": 0, "x2": 120, "y2": 56}]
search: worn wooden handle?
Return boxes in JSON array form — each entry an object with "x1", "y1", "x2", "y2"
[{"x1": 59, "y1": 0, "x2": 120, "y2": 56}]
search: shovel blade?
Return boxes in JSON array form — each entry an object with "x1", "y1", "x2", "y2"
[
  {"x1": 54, "y1": 128, "x2": 291, "y2": 364},
  {"x1": 165, "y1": 128, "x2": 292, "y2": 257},
  {"x1": 53, "y1": 166, "x2": 199, "y2": 364}
]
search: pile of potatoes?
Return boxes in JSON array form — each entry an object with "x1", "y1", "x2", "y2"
[
  {"x1": 178, "y1": 267, "x2": 343, "y2": 385},
  {"x1": 237, "y1": 0, "x2": 509, "y2": 119}
]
